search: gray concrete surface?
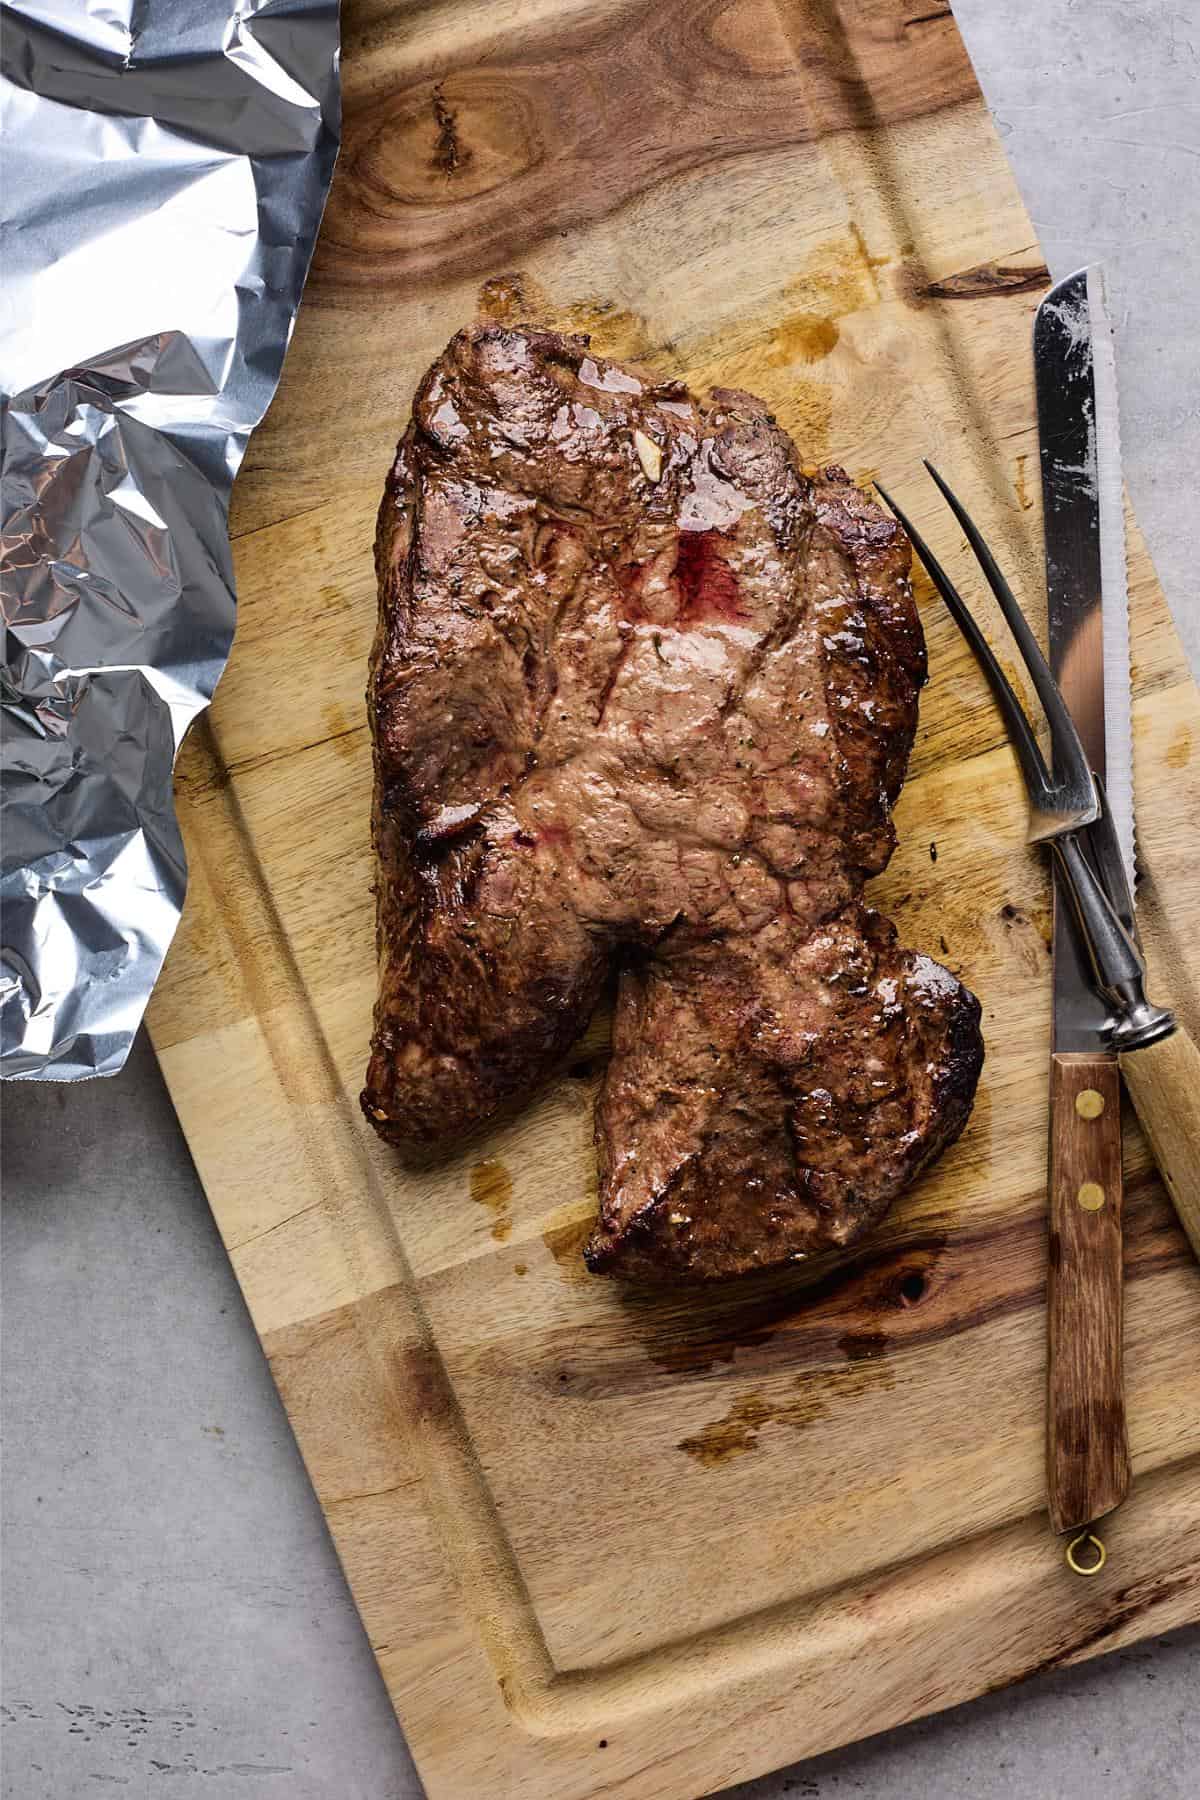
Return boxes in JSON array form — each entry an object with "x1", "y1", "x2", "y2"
[{"x1": 4, "y1": 2, "x2": 1199, "y2": 1795}]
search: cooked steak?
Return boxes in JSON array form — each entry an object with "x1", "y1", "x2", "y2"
[{"x1": 363, "y1": 324, "x2": 983, "y2": 1281}]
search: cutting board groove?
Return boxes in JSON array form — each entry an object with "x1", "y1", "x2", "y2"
[{"x1": 150, "y1": 1, "x2": 1200, "y2": 1794}]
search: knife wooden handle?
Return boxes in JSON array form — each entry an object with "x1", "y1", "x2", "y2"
[
  {"x1": 1046, "y1": 1054, "x2": 1129, "y2": 1535},
  {"x1": 1119, "y1": 1024, "x2": 1200, "y2": 1262}
]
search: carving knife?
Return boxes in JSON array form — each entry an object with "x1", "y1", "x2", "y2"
[
  {"x1": 1036, "y1": 270, "x2": 1200, "y2": 1557},
  {"x1": 1035, "y1": 267, "x2": 1132, "y2": 1542}
]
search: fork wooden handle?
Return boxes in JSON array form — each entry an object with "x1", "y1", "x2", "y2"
[
  {"x1": 1046, "y1": 1054, "x2": 1129, "y2": 1535},
  {"x1": 1119, "y1": 1024, "x2": 1200, "y2": 1262}
]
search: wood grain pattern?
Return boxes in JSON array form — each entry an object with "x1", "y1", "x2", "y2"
[
  {"x1": 318, "y1": 0, "x2": 979, "y2": 291},
  {"x1": 1121, "y1": 1027, "x2": 1200, "y2": 1262},
  {"x1": 147, "y1": 0, "x2": 1200, "y2": 1793},
  {"x1": 1046, "y1": 1056, "x2": 1128, "y2": 1535}
]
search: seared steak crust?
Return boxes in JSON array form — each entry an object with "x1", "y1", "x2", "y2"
[{"x1": 363, "y1": 325, "x2": 983, "y2": 1281}]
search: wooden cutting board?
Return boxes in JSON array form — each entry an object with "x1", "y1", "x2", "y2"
[{"x1": 148, "y1": 1, "x2": 1200, "y2": 1794}]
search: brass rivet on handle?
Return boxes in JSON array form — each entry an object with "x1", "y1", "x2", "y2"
[
  {"x1": 1075, "y1": 1088, "x2": 1105, "y2": 1120},
  {"x1": 1077, "y1": 1181, "x2": 1106, "y2": 1211}
]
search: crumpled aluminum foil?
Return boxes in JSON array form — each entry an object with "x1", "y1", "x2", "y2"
[{"x1": 1, "y1": 0, "x2": 340, "y2": 1079}]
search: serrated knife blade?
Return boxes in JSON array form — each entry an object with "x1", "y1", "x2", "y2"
[
  {"x1": 1034, "y1": 266, "x2": 1134, "y2": 1053},
  {"x1": 1034, "y1": 277, "x2": 1200, "y2": 1276}
]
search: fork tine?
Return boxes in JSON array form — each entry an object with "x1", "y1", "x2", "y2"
[
  {"x1": 922, "y1": 461, "x2": 1096, "y2": 803},
  {"x1": 874, "y1": 480, "x2": 1053, "y2": 804}
]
